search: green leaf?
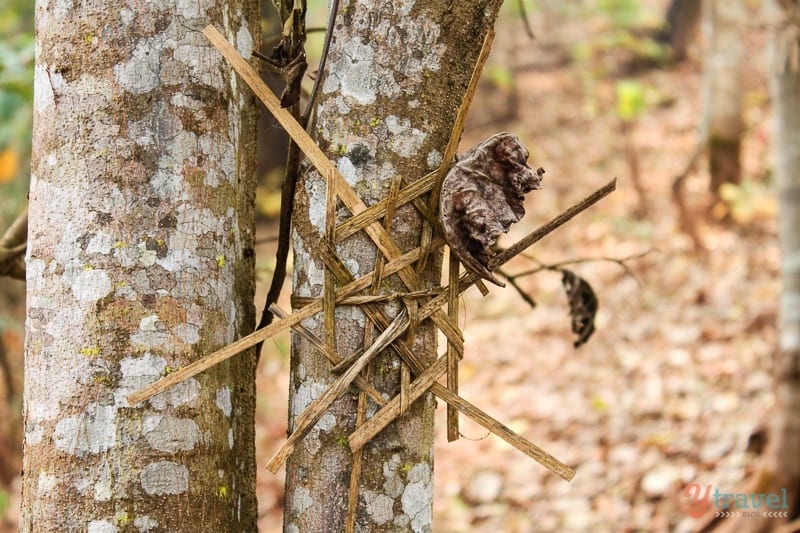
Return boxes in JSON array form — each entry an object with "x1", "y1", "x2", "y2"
[
  {"x1": 0, "y1": 488, "x2": 9, "y2": 520},
  {"x1": 598, "y1": 0, "x2": 641, "y2": 28},
  {"x1": 615, "y1": 80, "x2": 647, "y2": 121},
  {"x1": 486, "y1": 65, "x2": 514, "y2": 91}
]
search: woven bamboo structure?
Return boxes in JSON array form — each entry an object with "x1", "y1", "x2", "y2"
[{"x1": 129, "y1": 26, "x2": 619, "y2": 487}]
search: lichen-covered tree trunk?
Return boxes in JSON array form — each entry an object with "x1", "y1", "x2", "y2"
[
  {"x1": 704, "y1": 0, "x2": 745, "y2": 195},
  {"x1": 284, "y1": 1, "x2": 501, "y2": 531},
  {"x1": 22, "y1": 1, "x2": 259, "y2": 531}
]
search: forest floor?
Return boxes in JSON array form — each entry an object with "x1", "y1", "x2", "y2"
[
  {"x1": 253, "y1": 3, "x2": 781, "y2": 532},
  {"x1": 0, "y1": 2, "x2": 782, "y2": 532}
]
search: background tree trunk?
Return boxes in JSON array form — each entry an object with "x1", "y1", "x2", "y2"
[
  {"x1": 713, "y1": 2, "x2": 800, "y2": 532},
  {"x1": 22, "y1": 1, "x2": 259, "y2": 531},
  {"x1": 705, "y1": 0, "x2": 745, "y2": 196},
  {"x1": 754, "y1": 0, "x2": 800, "y2": 529},
  {"x1": 283, "y1": 1, "x2": 501, "y2": 531},
  {"x1": 661, "y1": 0, "x2": 702, "y2": 61}
]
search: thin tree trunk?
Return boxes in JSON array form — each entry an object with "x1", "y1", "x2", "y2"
[
  {"x1": 22, "y1": 1, "x2": 259, "y2": 531},
  {"x1": 708, "y1": 2, "x2": 800, "y2": 532},
  {"x1": 705, "y1": 0, "x2": 745, "y2": 196},
  {"x1": 284, "y1": 2, "x2": 501, "y2": 531},
  {"x1": 662, "y1": 0, "x2": 702, "y2": 61},
  {"x1": 754, "y1": 0, "x2": 800, "y2": 528}
]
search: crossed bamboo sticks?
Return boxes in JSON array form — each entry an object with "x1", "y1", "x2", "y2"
[{"x1": 128, "y1": 25, "x2": 618, "y2": 484}]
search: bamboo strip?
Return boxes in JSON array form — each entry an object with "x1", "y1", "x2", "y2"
[
  {"x1": 292, "y1": 288, "x2": 443, "y2": 307},
  {"x1": 266, "y1": 311, "x2": 410, "y2": 473},
  {"x1": 402, "y1": 297, "x2": 418, "y2": 364},
  {"x1": 417, "y1": 29, "x2": 496, "y2": 274},
  {"x1": 316, "y1": 241, "x2": 462, "y2": 357},
  {"x1": 269, "y1": 305, "x2": 385, "y2": 406},
  {"x1": 446, "y1": 255, "x2": 460, "y2": 441},
  {"x1": 346, "y1": 389, "x2": 368, "y2": 533},
  {"x1": 330, "y1": 349, "x2": 366, "y2": 375},
  {"x1": 324, "y1": 168, "x2": 338, "y2": 353},
  {"x1": 475, "y1": 279, "x2": 490, "y2": 296},
  {"x1": 266, "y1": 303, "x2": 574, "y2": 482},
  {"x1": 399, "y1": 362, "x2": 410, "y2": 415},
  {"x1": 335, "y1": 172, "x2": 437, "y2": 242},
  {"x1": 348, "y1": 355, "x2": 447, "y2": 450},
  {"x1": 346, "y1": 173, "x2": 401, "y2": 533}
]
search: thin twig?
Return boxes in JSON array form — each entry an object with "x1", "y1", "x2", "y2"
[
  {"x1": 491, "y1": 178, "x2": 617, "y2": 267},
  {"x1": 518, "y1": 0, "x2": 536, "y2": 39},
  {"x1": 509, "y1": 248, "x2": 655, "y2": 286},
  {"x1": 495, "y1": 269, "x2": 537, "y2": 309},
  {"x1": 302, "y1": 0, "x2": 340, "y2": 126},
  {"x1": 254, "y1": 111, "x2": 301, "y2": 360},
  {"x1": 0, "y1": 207, "x2": 28, "y2": 279}
]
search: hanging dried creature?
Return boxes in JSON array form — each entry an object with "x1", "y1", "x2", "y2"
[
  {"x1": 439, "y1": 132, "x2": 544, "y2": 286},
  {"x1": 561, "y1": 269, "x2": 598, "y2": 347}
]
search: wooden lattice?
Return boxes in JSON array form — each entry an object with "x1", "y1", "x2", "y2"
[{"x1": 128, "y1": 26, "x2": 619, "y2": 495}]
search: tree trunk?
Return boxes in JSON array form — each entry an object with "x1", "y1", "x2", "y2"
[
  {"x1": 770, "y1": 5, "x2": 800, "y2": 521},
  {"x1": 661, "y1": 0, "x2": 702, "y2": 61},
  {"x1": 22, "y1": 1, "x2": 259, "y2": 531},
  {"x1": 711, "y1": 3, "x2": 800, "y2": 532},
  {"x1": 705, "y1": 0, "x2": 745, "y2": 195},
  {"x1": 753, "y1": 0, "x2": 800, "y2": 529},
  {"x1": 283, "y1": 2, "x2": 501, "y2": 531}
]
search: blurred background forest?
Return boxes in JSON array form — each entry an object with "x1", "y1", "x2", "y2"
[{"x1": 0, "y1": 0, "x2": 789, "y2": 531}]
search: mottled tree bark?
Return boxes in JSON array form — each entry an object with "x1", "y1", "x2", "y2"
[
  {"x1": 283, "y1": 1, "x2": 502, "y2": 531},
  {"x1": 704, "y1": 0, "x2": 745, "y2": 195},
  {"x1": 22, "y1": 1, "x2": 259, "y2": 531}
]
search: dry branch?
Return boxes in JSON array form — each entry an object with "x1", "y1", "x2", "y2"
[{"x1": 0, "y1": 207, "x2": 28, "y2": 280}]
